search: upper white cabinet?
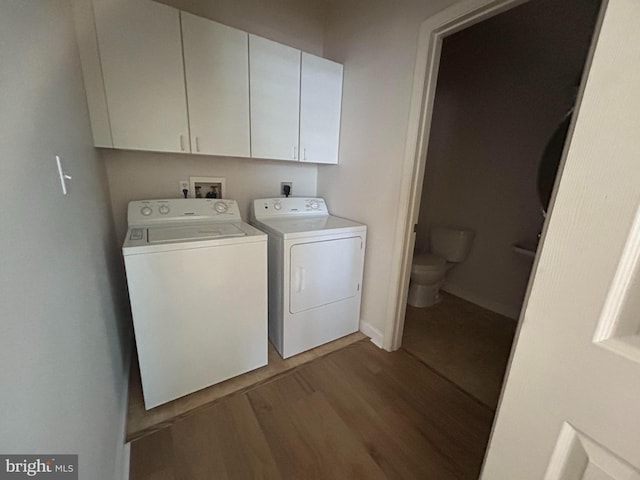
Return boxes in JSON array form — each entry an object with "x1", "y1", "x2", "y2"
[
  {"x1": 93, "y1": 0, "x2": 190, "y2": 153},
  {"x1": 78, "y1": 1, "x2": 343, "y2": 163},
  {"x1": 299, "y1": 53, "x2": 343, "y2": 164},
  {"x1": 249, "y1": 35, "x2": 301, "y2": 161},
  {"x1": 181, "y1": 13, "x2": 250, "y2": 157},
  {"x1": 72, "y1": 0, "x2": 112, "y2": 147}
]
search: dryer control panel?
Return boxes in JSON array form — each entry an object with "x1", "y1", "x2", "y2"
[
  {"x1": 128, "y1": 199, "x2": 241, "y2": 226},
  {"x1": 252, "y1": 198, "x2": 328, "y2": 219}
]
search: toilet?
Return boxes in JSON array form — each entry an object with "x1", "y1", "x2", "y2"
[{"x1": 407, "y1": 227, "x2": 474, "y2": 308}]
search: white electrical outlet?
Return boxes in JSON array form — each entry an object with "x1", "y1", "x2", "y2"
[
  {"x1": 281, "y1": 182, "x2": 292, "y2": 196},
  {"x1": 179, "y1": 180, "x2": 189, "y2": 198}
]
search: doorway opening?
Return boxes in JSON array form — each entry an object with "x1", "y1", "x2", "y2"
[{"x1": 398, "y1": 0, "x2": 602, "y2": 412}]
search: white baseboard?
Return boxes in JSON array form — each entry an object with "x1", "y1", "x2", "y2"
[
  {"x1": 120, "y1": 443, "x2": 130, "y2": 480},
  {"x1": 360, "y1": 320, "x2": 384, "y2": 348},
  {"x1": 442, "y1": 283, "x2": 520, "y2": 320}
]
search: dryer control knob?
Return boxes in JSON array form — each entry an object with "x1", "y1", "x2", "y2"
[
  {"x1": 158, "y1": 205, "x2": 170, "y2": 215},
  {"x1": 309, "y1": 200, "x2": 319, "y2": 210},
  {"x1": 273, "y1": 202, "x2": 282, "y2": 210},
  {"x1": 140, "y1": 206, "x2": 152, "y2": 216},
  {"x1": 214, "y1": 201, "x2": 228, "y2": 213}
]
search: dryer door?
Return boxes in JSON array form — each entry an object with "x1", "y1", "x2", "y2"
[{"x1": 289, "y1": 236, "x2": 363, "y2": 314}]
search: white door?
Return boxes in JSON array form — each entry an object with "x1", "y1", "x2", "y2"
[
  {"x1": 289, "y1": 237, "x2": 363, "y2": 314},
  {"x1": 299, "y1": 53, "x2": 343, "y2": 164},
  {"x1": 93, "y1": 0, "x2": 189, "y2": 153},
  {"x1": 181, "y1": 12, "x2": 250, "y2": 157},
  {"x1": 249, "y1": 35, "x2": 300, "y2": 161},
  {"x1": 482, "y1": 1, "x2": 640, "y2": 478}
]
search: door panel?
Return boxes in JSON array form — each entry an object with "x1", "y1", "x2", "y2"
[
  {"x1": 482, "y1": 1, "x2": 640, "y2": 478},
  {"x1": 545, "y1": 423, "x2": 640, "y2": 480},
  {"x1": 593, "y1": 207, "x2": 640, "y2": 360},
  {"x1": 289, "y1": 237, "x2": 362, "y2": 314}
]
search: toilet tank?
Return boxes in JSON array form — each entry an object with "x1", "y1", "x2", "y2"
[{"x1": 431, "y1": 227, "x2": 474, "y2": 262}]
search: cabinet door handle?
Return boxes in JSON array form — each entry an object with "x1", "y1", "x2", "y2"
[
  {"x1": 303, "y1": 148, "x2": 307, "y2": 161},
  {"x1": 195, "y1": 136, "x2": 200, "y2": 153},
  {"x1": 293, "y1": 146, "x2": 297, "y2": 160},
  {"x1": 179, "y1": 134, "x2": 185, "y2": 151}
]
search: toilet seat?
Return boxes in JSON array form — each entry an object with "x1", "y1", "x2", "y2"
[{"x1": 412, "y1": 253, "x2": 446, "y2": 273}]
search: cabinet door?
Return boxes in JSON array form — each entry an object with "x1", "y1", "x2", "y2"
[
  {"x1": 93, "y1": 0, "x2": 189, "y2": 153},
  {"x1": 249, "y1": 35, "x2": 300, "y2": 161},
  {"x1": 181, "y1": 12, "x2": 250, "y2": 157},
  {"x1": 299, "y1": 53, "x2": 343, "y2": 164}
]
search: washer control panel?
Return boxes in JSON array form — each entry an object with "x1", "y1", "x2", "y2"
[
  {"x1": 252, "y1": 198, "x2": 328, "y2": 219},
  {"x1": 128, "y1": 199, "x2": 241, "y2": 226}
]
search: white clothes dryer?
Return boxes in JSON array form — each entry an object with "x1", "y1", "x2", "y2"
[
  {"x1": 251, "y1": 198, "x2": 366, "y2": 358},
  {"x1": 123, "y1": 199, "x2": 267, "y2": 409}
]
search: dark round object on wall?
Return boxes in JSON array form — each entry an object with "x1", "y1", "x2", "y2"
[{"x1": 538, "y1": 112, "x2": 573, "y2": 215}]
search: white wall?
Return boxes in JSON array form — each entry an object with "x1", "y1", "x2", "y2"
[
  {"x1": 319, "y1": 0, "x2": 459, "y2": 338},
  {"x1": 104, "y1": 0, "x2": 327, "y2": 239},
  {"x1": 0, "y1": 2, "x2": 130, "y2": 478},
  {"x1": 417, "y1": 0, "x2": 601, "y2": 319},
  {"x1": 156, "y1": 0, "x2": 327, "y2": 56},
  {"x1": 105, "y1": 150, "x2": 317, "y2": 240}
]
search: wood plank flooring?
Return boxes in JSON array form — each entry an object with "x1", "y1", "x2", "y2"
[
  {"x1": 130, "y1": 340, "x2": 495, "y2": 480},
  {"x1": 127, "y1": 332, "x2": 366, "y2": 442},
  {"x1": 403, "y1": 292, "x2": 517, "y2": 409}
]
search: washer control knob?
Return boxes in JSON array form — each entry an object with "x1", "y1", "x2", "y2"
[
  {"x1": 214, "y1": 201, "x2": 228, "y2": 213},
  {"x1": 158, "y1": 205, "x2": 170, "y2": 215},
  {"x1": 273, "y1": 202, "x2": 282, "y2": 211},
  {"x1": 140, "y1": 206, "x2": 152, "y2": 216},
  {"x1": 309, "y1": 200, "x2": 319, "y2": 210}
]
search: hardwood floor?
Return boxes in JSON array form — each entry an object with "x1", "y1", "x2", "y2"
[
  {"x1": 127, "y1": 332, "x2": 366, "y2": 442},
  {"x1": 130, "y1": 340, "x2": 495, "y2": 480},
  {"x1": 403, "y1": 292, "x2": 517, "y2": 409}
]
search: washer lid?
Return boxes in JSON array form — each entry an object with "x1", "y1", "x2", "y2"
[{"x1": 148, "y1": 223, "x2": 246, "y2": 244}]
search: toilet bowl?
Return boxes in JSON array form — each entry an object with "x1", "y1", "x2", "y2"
[
  {"x1": 407, "y1": 254, "x2": 448, "y2": 307},
  {"x1": 407, "y1": 227, "x2": 474, "y2": 308}
]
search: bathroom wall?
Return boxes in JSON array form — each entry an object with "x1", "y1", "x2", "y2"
[
  {"x1": 416, "y1": 0, "x2": 602, "y2": 318},
  {"x1": 104, "y1": 0, "x2": 327, "y2": 240}
]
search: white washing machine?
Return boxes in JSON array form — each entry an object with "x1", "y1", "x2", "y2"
[
  {"x1": 123, "y1": 199, "x2": 267, "y2": 409},
  {"x1": 250, "y1": 197, "x2": 366, "y2": 358}
]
